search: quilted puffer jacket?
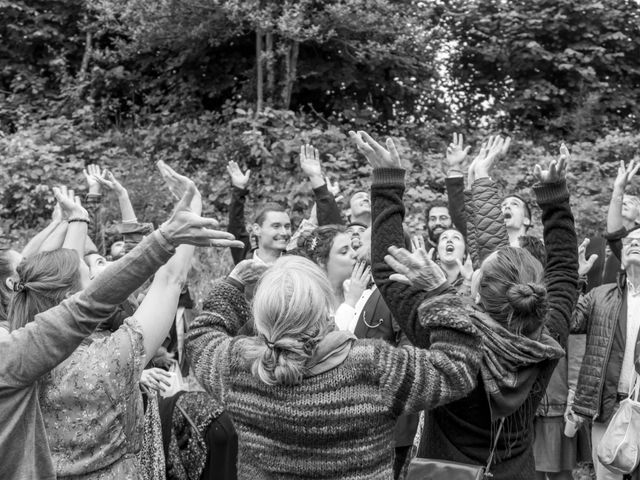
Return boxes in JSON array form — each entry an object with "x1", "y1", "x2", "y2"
[
  {"x1": 445, "y1": 176, "x2": 509, "y2": 269},
  {"x1": 571, "y1": 276, "x2": 626, "y2": 422}
]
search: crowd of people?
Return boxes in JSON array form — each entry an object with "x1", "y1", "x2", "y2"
[{"x1": 0, "y1": 129, "x2": 638, "y2": 480}]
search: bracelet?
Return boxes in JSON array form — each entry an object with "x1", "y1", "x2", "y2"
[
  {"x1": 68, "y1": 217, "x2": 90, "y2": 224},
  {"x1": 158, "y1": 226, "x2": 177, "y2": 247}
]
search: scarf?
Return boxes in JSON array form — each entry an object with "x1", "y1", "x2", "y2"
[
  {"x1": 305, "y1": 330, "x2": 357, "y2": 377},
  {"x1": 472, "y1": 309, "x2": 565, "y2": 419}
]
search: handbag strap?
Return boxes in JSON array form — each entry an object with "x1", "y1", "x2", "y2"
[{"x1": 484, "y1": 418, "x2": 505, "y2": 477}]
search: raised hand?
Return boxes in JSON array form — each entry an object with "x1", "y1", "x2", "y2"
[
  {"x1": 226, "y1": 161, "x2": 251, "y2": 189},
  {"x1": 325, "y1": 177, "x2": 343, "y2": 202},
  {"x1": 349, "y1": 130, "x2": 401, "y2": 169},
  {"x1": 160, "y1": 184, "x2": 244, "y2": 248},
  {"x1": 157, "y1": 161, "x2": 195, "y2": 200},
  {"x1": 228, "y1": 259, "x2": 269, "y2": 287},
  {"x1": 613, "y1": 160, "x2": 640, "y2": 192},
  {"x1": 53, "y1": 185, "x2": 88, "y2": 220},
  {"x1": 534, "y1": 143, "x2": 570, "y2": 184},
  {"x1": 83, "y1": 164, "x2": 104, "y2": 195},
  {"x1": 578, "y1": 238, "x2": 598, "y2": 276},
  {"x1": 474, "y1": 135, "x2": 509, "y2": 179},
  {"x1": 93, "y1": 169, "x2": 126, "y2": 195},
  {"x1": 300, "y1": 144, "x2": 322, "y2": 178},
  {"x1": 446, "y1": 133, "x2": 470, "y2": 169},
  {"x1": 385, "y1": 245, "x2": 447, "y2": 291},
  {"x1": 344, "y1": 261, "x2": 371, "y2": 306}
]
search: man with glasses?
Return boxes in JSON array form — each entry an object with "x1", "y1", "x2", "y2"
[{"x1": 568, "y1": 226, "x2": 640, "y2": 480}]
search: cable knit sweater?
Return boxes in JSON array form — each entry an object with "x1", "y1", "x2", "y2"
[{"x1": 186, "y1": 279, "x2": 482, "y2": 480}]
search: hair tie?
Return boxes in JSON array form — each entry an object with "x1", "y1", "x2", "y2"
[
  {"x1": 309, "y1": 236, "x2": 318, "y2": 252},
  {"x1": 12, "y1": 281, "x2": 25, "y2": 293},
  {"x1": 265, "y1": 340, "x2": 275, "y2": 349}
]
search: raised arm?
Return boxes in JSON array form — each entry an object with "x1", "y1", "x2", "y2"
[
  {"x1": 532, "y1": 144, "x2": 579, "y2": 347},
  {"x1": 300, "y1": 144, "x2": 344, "y2": 225},
  {"x1": 83, "y1": 164, "x2": 106, "y2": 255},
  {"x1": 0, "y1": 186, "x2": 242, "y2": 387},
  {"x1": 187, "y1": 273, "x2": 254, "y2": 402},
  {"x1": 377, "y1": 295, "x2": 481, "y2": 416},
  {"x1": 226, "y1": 161, "x2": 252, "y2": 265},
  {"x1": 444, "y1": 133, "x2": 470, "y2": 238},
  {"x1": 20, "y1": 205, "x2": 63, "y2": 258},
  {"x1": 606, "y1": 160, "x2": 639, "y2": 260},
  {"x1": 349, "y1": 130, "x2": 456, "y2": 346}
]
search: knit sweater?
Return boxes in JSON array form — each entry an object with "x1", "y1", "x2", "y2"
[
  {"x1": 371, "y1": 168, "x2": 578, "y2": 480},
  {"x1": 186, "y1": 279, "x2": 482, "y2": 480}
]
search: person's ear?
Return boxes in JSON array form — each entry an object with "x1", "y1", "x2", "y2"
[
  {"x1": 523, "y1": 217, "x2": 531, "y2": 228},
  {"x1": 5, "y1": 277, "x2": 15, "y2": 290},
  {"x1": 252, "y1": 223, "x2": 261, "y2": 237}
]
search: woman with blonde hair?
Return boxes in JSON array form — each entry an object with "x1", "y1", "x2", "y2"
[{"x1": 187, "y1": 249, "x2": 484, "y2": 479}]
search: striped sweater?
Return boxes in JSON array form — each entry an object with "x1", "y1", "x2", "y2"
[{"x1": 186, "y1": 280, "x2": 482, "y2": 479}]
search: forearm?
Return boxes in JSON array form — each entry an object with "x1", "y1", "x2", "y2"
[
  {"x1": 445, "y1": 176, "x2": 467, "y2": 239},
  {"x1": 21, "y1": 220, "x2": 61, "y2": 258},
  {"x1": 534, "y1": 180, "x2": 579, "y2": 346},
  {"x1": 117, "y1": 191, "x2": 137, "y2": 223},
  {"x1": 314, "y1": 183, "x2": 344, "y2": 226},
  {"x1": 62, "y1": 221, "x2": 88, "y2": 258},
  {"x1": 607, "y1": 186, "x2": 625, "y2": 234},
  {"x1": 470, "y1": 177, "x2": 509, "y2": 263},
  {"x1": 38, "y1": 221, "x2": 68, "y2": 252},
  {"x1": 371, "y1": 168, "x2": 447, "y2": 346},
  {"x1": 84, "y1": 230, "x2": 175, "y2": 305},
  {"x1": 85, "y1": 193, "x2": 105, "y2": 254},
  {"x1": 186, "y1": 280, "x2": 251, "y2": 396},
  {"x1": 228, "y1": 186, "x2": 251, "y2": 264}
]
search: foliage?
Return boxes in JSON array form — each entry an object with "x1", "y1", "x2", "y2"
[{"x1": 442, "y1": 0, "x2": 640, "y2": 139}]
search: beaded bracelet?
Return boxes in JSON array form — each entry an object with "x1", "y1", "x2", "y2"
[{"x1": 68, "y1": 217, "x2": 91, "y2": 224}]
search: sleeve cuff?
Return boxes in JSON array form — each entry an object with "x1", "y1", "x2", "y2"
[
  {"x1": 312, "y1": 183, "x2": 331, "y2": 198},
  {"x1": 533, "y1": 180, "x2": 570, "y2": 205},
  {"x1": 372, "y1": 168, "x2": 406, "y2": 186},
  {"x1": 604, "y1": 227, "x2": 628, "y2": 241},
  {"x1": 232, "y1": 186, "x2": 249, "y2": 197},
  {"x1": 224, "y1": 276, "x2": 245, "y2": 293},
  {"x1": 151, "y1": 230, "x2": 177, "y2": 255}
]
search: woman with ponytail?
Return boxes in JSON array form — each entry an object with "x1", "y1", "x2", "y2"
[
  {"x1": 187, "y1": 252, "x2": 484, "y2": 479},
  {"x1": 352, "y1": 129, "x2": 579, "y2": 480}
]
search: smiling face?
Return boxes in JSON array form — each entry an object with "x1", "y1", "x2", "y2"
[
  {"x1": 437, "y1": 229, "x2": 466, "y2": 266},
  {"x1": 324, "y1": 232, "x2": 357, "y2": 285},
  {"x1": 622, "y1": 195, "x2": 640, "y2": 224},
  {"x1": 621, "y1": 229, "x2": 640, "y2": 269},
  {"x1": 350, "y1": 192, "x2": 371, "y2": 219},
  {"x1": 501, "y1": 196, "x2": 530, "y2": 231},
  {"x1": 253, "y1": 211, "x2": 292, "y2": 252},
  {"x1": 427, "y1": 206, "x2": 452, "y2": 243}
]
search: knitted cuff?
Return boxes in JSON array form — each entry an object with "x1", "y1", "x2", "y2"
[
  {"x1": 604, "y1": 226, "x2": 628, "y2": 241},
  {"x1": 533, "y1": 180, "x2": 569, "y2": 205},
  {"x1": 372, "y1": 168, "x2": 406, "y2": 186}
]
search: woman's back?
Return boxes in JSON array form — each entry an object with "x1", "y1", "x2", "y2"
[
  {"x1": 40, "y1": 317, "x2": 146, "y2": 478},
  {"x1": 224, "y1": 340, "x2": 399, "y2": 479}
]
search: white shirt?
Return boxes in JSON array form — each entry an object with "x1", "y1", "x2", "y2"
[
  {"x1": 618, "y1": 281, "x2": 640, "y2": 393},
  {"x1": 334, "y1": 287, "x2": 374, "y2": 333}
]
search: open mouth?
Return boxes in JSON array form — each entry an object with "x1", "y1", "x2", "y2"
[
  {"x1": 503, "y1": 211, "x2": 512, "y2": 220},
  {"x1": 445, "y1": 244, "x2": 455, "y2": 253}
]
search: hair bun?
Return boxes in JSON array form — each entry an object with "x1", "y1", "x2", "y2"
[{"x1": 506, "y1": 282, "x2": 547, "y2": 315}]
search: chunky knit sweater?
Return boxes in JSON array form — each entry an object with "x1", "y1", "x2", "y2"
[{"x1": 186, "y1": 279, "x2": 482, "y2": 480}]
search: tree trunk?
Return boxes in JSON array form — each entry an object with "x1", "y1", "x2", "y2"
[
  {"x1": 256, "y1": 28, "x2": 264, "y2": 113},
  {"x1": 78, "y1": 29, "x2": 93, "y2": 83},
  {"x1": 265, "y1": 31, "x2": 275, "y2": 104},
  {"x1": 282, "y1": 40, "x2": 299, "y2": 110}
]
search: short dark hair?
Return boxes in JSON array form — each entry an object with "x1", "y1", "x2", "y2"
[
  {"x1": 425, "y1": 199, "x2": 449, "y2": 218},
  {"x1": 504, "y1": 194, "x2": 532, "y2": 221},
  {"x1": 292, "y1": 225, "x2": 346, "y2": 267},
  {"x1": 253, "y1": 203, "x2": 288, "y2": 226}
]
